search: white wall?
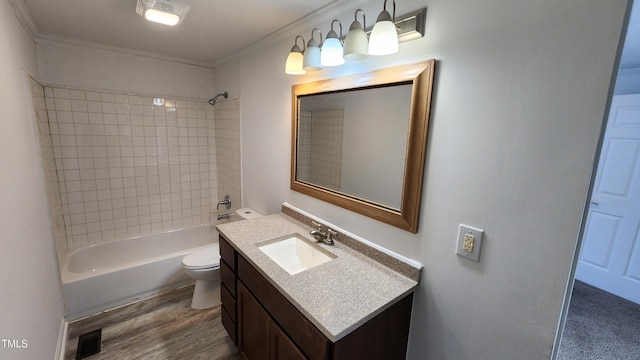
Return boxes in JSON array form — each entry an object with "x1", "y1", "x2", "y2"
[
  {"x1": 37, "y1": 40, "x2": 215, "y2": 100},
  {"x1": 214, "y1": 0, "x2": 629, "y2": 359},
  {"x1": 0, "y1": 0, "x2": 65, "y2": 359}
]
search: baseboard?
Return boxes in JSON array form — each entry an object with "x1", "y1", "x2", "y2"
[{"x1": 55, "y1": 319, "x2": 69, "y2": 360}]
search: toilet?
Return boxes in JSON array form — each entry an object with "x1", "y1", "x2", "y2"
[{"x1": 181, "y1": 207, "x2": 262, "y2": 309}]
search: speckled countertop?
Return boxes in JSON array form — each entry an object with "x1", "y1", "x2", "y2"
[{"x1": 216, "y1": 212, "x2": 420, "y2": 342}]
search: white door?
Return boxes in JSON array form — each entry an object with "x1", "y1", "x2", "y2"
[{"x1": 576, "y1": 94, "x2": 640, "y2": 305}]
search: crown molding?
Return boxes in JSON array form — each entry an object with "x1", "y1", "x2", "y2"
[
  {"x1": 8, "y1": 0, "x2": 38, "y2": 38},
  {"x1": 34, "y1": 33, "x2": 215, "y2": 70},
  {"x1": 211, "y1": 0, "x2": 370, "y2": 68}
]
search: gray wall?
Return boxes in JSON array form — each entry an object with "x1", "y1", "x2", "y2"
[
  {"x1": 0, "y1": 0, "x2": 65, "y2": 358},
  {"x1": 214, "y1": 0, "x2": 629, "y2": 359}
]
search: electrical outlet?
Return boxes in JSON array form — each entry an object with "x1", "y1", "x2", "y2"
[
  {"x1": 456, "y1": 224, "x2": 483, "y2": 262},
  {"x1": 463, "y1": 234, "x2": 474, "y2": 253}
]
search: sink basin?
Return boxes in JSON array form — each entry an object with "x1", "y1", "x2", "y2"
[{"x1": 258, "y1": 234, "x2": 336, "y2": 275}]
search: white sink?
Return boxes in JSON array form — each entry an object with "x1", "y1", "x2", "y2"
[{"x1": 258, "y1": 234, "x2": 336, "y2": 275}]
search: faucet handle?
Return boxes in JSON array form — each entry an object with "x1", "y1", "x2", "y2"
[
  {"x1": 311, "y1": 221, "x2": 323, "y2": 231},
  {"x1": 327, "y1": 228, "x2": 337, "y2": 241}
]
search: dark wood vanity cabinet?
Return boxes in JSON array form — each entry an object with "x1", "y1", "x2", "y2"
[
  {"x1": 219, "y1": 234, "x2": 414, "y2": 360},
  {"x1": 219, "y1": 235, "x2": 238, "y2": 345},
  {"x1": 238, "y1": 281, "x2": 306, "y2": 360}
]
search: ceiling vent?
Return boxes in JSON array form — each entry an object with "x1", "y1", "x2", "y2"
[{"x1": 136, "y1": 0, "x2": 190, "y2": 26}]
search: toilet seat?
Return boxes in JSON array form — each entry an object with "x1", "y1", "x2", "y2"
[{"x1": 182, "y1": 244, "x2": 220, "y2": 270}]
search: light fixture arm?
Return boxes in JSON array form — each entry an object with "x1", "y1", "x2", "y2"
[
  {"x1": 311, "y1": 28, "x2": 323, "y2": 46},
  {"x1": 329, "y1": 19, "x2": 343, "y2": 41},
  {"x1": 379, "y1": 0, "x2": 396, "y2": 23},
  {"x1": 354, "y1": 8, "x2": 366, "y2": 29},
  {"x1": 292, "y1": 35, "x2": 305, "y2": 53}
]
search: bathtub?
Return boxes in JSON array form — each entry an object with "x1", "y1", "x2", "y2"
[{"x1": 62, "y1": 224, "x2": 218, "y2": 321}]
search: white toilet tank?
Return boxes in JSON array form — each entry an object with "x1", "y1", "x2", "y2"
[{"x1": 236, "y1": 207, "x2": 262, "y2": 220}]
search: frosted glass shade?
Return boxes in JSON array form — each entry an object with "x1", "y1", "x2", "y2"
[
  {"x1": 303, "y1": 40, "x2": 323, "y2": 71},
  {"x1": 145, "y1": 9, "x2": 180, "y2": 26},
  {"x1": 368, "y1": 19, "x2": 398, "y2": 55},
  {"x1": 285, "y1": 51, "x2": 305, "y2": 75},
  {"x1": 343, "y1": 22, "x2": 368, "y2": 61},
  {"x1": 321, "y1": 38, "x2": 345, "y2": 67}
]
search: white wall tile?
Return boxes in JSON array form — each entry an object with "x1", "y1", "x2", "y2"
[{"x1": 45, "y1": 86, "x2": 230, "y2": 250}]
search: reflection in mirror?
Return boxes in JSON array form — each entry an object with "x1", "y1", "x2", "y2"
[
  {"x1": 297, "y1": 84, "x2": 413, "y2": 210},
  {"x1": 291, "y1": 60, "x2": 435, "y2": 233}
]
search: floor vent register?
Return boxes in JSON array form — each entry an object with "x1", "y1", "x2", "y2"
[{"x1": 75, "y1": 329, "x2": 102, "y2": 359}]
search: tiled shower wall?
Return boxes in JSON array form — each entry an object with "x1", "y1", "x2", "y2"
[
  {"x1": 29, "y1": 77, "x2": 68, "y2": 265},
  {"x1": 39, "y1": 85, "x2": 240, "y2": 257},
  {"x1": 212, "y1": 99, "x2": 241, "y2": 217}
]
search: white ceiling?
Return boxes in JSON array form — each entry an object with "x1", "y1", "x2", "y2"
[
  {"x1": 18, "y1": 0, "x2": 640, "y2": 70},
  {"x1": 21, "y1": 0, "x2": 337, "y2": 66}
]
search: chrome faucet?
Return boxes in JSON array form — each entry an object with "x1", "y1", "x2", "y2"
[
  {"x1": 216, "y1": 195, "x2": 232, "y2": 220},
  {"x1": 217, "y1": 213, "x2": 231, "y2": 221},
  {"x1": 309, "y1": 221, "x2": 336, "y2": 246},
  {"x1": 217, "y1": 195, "x2": 231, "y2": 210}
]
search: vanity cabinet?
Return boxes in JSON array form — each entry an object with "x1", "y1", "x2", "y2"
[
  {"x1": 220, "y1": 234, "x2": 414, "y2": 360},
  {"x1": 219, "y1": 235, "x2": 238, "y2": 345},
  {"x1": 238, "y1": 282, "x2": 306, "y2": 360}
]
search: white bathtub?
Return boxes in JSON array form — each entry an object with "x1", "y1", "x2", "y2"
[{"x1": 62, "y1": 224, "x2": 218, "y2": 320}]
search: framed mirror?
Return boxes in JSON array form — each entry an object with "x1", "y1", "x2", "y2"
[{"x1": 291, "y1": 60, "x2": 435, "y2": 233}]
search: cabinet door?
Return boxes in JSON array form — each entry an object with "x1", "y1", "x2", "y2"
[
  {"x1": 270, "y1": 322, "x2": 307, "y2": 360},
  {"x1": 238, "y1": 282, "x2": 271, "y2": 360}
]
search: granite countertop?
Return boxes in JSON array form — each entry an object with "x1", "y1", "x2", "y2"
[{"x1": 216, "y1": 212, "x2": 420, "y2": 342}]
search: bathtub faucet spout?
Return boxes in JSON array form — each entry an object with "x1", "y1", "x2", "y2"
[{"x1": 217, "y1": 213, "x2": 232, "y2": 221}]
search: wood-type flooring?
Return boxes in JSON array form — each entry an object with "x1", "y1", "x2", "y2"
[{"x1": 64, "y1": 285, "x2": 241, "y2": 360}]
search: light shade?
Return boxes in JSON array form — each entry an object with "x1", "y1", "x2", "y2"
[
  {"x1": 321, "y1": 20, "x2": 344, "y2": 67},
  {"x1": 343, "y1": 9, "x2": 368, "y2": 61},
  {"x1": 286, "y1": 52, "x2": 305, "y2": 74},
  {"x1": 144, "y1": 9, "x2": 180, "y2": 26},
  {"x1": 136, "y1": 0, "x2": 189, "y2": 26},
  {"x1": 368, "y1": 1, "x2": 399, "y2": 56},
  {"x1": 285, "y1": 36, "x2": 306, "y2": 75},
  {"x1": 303, "y1": 29, "x2": 323, "y2": 71},
  {"x1": 321, "y1": 38, "x2": 344, "y2": 66}
]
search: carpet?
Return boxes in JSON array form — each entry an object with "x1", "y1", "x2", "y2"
[{"x1": 557, "y1": 280, "x2": 640, "y2": 360}]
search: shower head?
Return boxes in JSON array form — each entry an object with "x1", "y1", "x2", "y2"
[{"x1": 208, "y1": 92, "x2": 228, "y2": 106}]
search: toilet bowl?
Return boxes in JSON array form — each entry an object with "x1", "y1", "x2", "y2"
[
  {"x1": 182, "y1": 207, "x2": 262, "y2": 309},
  {"x1": 182, "y1": 243, "x2": 221, "y2": 309}
]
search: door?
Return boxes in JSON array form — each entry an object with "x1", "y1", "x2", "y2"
[
  {"x1": 270, "y1": 322, "x2": 307, "y2": 360},
  {"x1": 238, "y1": 282, "x2": 271, "y2": 360},
  {"x1": 576, "y1": 94, "x2": 640, "y2": 304},
  {"x1": 237, "y1": 281, "x2": 308, "y2": 360}
]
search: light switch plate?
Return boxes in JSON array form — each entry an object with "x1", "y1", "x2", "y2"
[{"x1": 456, "y1": 224, "x2": 483, "y2": 262}]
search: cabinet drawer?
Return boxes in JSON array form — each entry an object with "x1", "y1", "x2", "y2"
[
  {"x1": 219, "y1": 235, "x2": 236, "y2": 271},
  {"x1": 221, "y1": 306, "x2": 237, "y2": 345},
  {"x1": 221, "y1": 284, "x2": 236, "y2": 322},
  {"x1": 220, "y1": 260, "x2": 236, "y2": 296},
  {"x1": 238, "y1": 255, "x2": 329, "y2": 360}
]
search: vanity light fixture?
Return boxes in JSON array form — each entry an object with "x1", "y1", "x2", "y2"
[
  {"x1": 369, "y1": 0, "x2": 399, "y2": 55},
  {"x1": 343, "y1": 9, "x2": 368, "y2": 61},
  {"x1": 136, "y1": 0, "x2": 190, "y2": 26},
  {"x1": 303, "y1": 28, "x2": 323, "y2": 71},
  {"x1": 285, "y1": 36, "x2": 306, "y2": 75},
  {"x1": 321, "y1": 20, "x2": 345, "y2": 67},
  {"x1": 284, "y1": 7, "x2": 426, "y2": 74}
]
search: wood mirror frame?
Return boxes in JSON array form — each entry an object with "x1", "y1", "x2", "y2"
[{"x1": 291, "y1": 60, "x2": 435, "y2": 233}]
